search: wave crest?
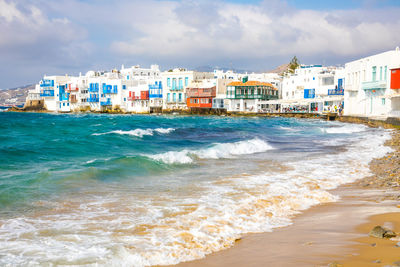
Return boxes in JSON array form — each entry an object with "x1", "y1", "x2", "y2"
[
  {"x1": 149, "y1": 138, "x2": 274, "y2": 164},
  {"x1": 92, "y1": 128, "x2": 175, "y2": 138}
]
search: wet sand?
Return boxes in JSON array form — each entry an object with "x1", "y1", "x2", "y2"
[{"x1": 174, "y1": 128, "x2": 400, "y2": 266}]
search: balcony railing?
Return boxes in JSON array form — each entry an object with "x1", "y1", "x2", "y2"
[
  {"x1": 328, "y1": 89, "x2": 344, "y2": 96},
  {"x1": 40, "y1": 90, "x2": 54, "y2": 97},
  {"x1": 186, "y1": 87, "x2": 216, "y2": 98},
  {"x1": 103, "y1": 88, "x2": 118, "y2": 94},
  {"x1": 60, "y1": 93, "x2": 69, "y2": 101},
  {"x1": 100, "y1": 99, "x2": 112, "y2": 106},
  {"x1": 149, "y1": 93, "x2": 163, "y2": 98},
  {"x1": 362, "y1": 80, "x2": 387, "y2": 90},
  {"x1": 226, "y1": 94, "x2": 278, "y2": 100},
  {"x1": 87, "y1": 97, "x2": 99, "y2": 103},
  {"x1": 40, "y1": 80, "x2": 54, "y2": 87}
]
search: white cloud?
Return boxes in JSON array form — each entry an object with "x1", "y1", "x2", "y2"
[
  {"x1": 109, "y1": 0, "x2": 400, "y2": 64},
  {"x1": 1, "y1": 0, "x2": 400, "y2": 88},
  {"x1": 0, "y1": 0, "x2": 89, "y2": 58}
]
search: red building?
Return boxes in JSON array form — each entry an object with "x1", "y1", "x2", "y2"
[
  {"x1": 186, "y1": 86, "x2": 216, "y2": 108},
  {"x1": 391, "y1": 68, "x2": 400, "y2": 89}
]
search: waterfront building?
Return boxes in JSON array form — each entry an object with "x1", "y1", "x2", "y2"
[
  {"x1": 37, "y1": 75, "x2": 72, "y2": 112},
  {"x1": 280, "y1": 65, "x2": 343, "y2": 113},
  {"x1": 125, "y1": 81, "x2": 150, "y2": 113},
  {"x1": 226, "y1": 77, "x2": 279, "y2": 112},
  {"x1": 29, "y1": 65, "x2": 159, "y2": 113},
  {"x1": 148, "y1": 80, "x2": 163, "y2": 113},
  {"x1": 186, "y1": 78, "x2": 217, "y2": 110},
  {"x1": 344, "y1": 47, "x2": 400, "y2": 118},
  {"x1": 162, "y1": 69, "x2": 214, "y2": 110}
]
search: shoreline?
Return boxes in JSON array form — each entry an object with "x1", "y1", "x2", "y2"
[{"x1": 171, "y1": 121, "x2": 400, "y2": 266}]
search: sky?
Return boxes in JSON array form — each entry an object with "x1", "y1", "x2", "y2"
[{"x1": 1, "y1": 0, "x2": 400, "y2": 89}]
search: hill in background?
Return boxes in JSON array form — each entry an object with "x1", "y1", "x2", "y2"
[{"x1": 0, "y1": 85, "x2": 34, "y2": 106}]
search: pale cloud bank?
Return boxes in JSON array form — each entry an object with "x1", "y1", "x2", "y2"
[{"x1": 0, "y1": 0, "x2": 399, "y2": 88}]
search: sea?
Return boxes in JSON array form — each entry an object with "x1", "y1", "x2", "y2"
[{"x1": 0, "y1": 112, "x2": 393, "y2": 266}]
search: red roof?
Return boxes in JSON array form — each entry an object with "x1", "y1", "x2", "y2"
[{"x1": 227, "y1": 81, "x2": 277, "y2": 90}]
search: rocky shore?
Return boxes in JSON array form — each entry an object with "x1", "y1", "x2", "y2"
[{"x1": 357, "y1": 130, "x2": 400, "y2": 190}]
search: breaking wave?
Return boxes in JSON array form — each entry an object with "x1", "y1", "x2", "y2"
[
  {"x1": 149, "y1": 138, "x2": 274, "y2": 164},
  {"x1": 322, "y1": 123, "x2": 368, "y2": 134},
  {"x1": 92, "y1": 128, "x2": 175, "y2": 138}
]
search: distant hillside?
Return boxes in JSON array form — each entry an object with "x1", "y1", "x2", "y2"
[
  {"x1": 0, "y1": 84, "x2": 34, "y2": 106},
  {"x1": 266, "y1": 63, "x2": 290, "y2": 74}
]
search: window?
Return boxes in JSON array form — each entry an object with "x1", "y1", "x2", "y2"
[
  {"x1": 380, "y1": 66, "x2": 383, "y2": 80},
  {"x1": 385, "y1": 66, "x2": 388, "y2": 80},
  {"x1": 122, "y1": 85, "x2": 126, "y2": 89},
  {"x1": 172, "y1": 78, "x2": 176, "y2": 90},
  {"x1": 185, "y1": 77, "x2": 189, "y2": 86},
  {"x1": 179, "y1": 93, "x2": 182, "y2": 102},
  {"x1": 173, "y1": 93, "x2": 176, "y2": 101},
  {"x1": 372, "y1": 66, "x2": 377, "y2": 81},
  {"x1": 127, "y1": 75, "x2": 130, "y2": 80},
  {"x1": 382, "y1": 98, "x2": 386, "y2": 105},
  {"x1": 167, "y1": 93, "x2": 170, "y2": 102},
  {"x1": 167, "y1": 78, "x2": 171, "y2": 87},
  {"x1": 179, "y1": 78, "x2": 183, "y2": 89}
]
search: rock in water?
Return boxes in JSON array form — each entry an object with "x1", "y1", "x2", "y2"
[{"x1": 369, "y1": 225, "x2": 397, "y2": 238}]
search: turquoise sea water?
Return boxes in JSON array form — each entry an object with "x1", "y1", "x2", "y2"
[{"x1": 0, "y1": 112, "x2": 392, "y2": 266}]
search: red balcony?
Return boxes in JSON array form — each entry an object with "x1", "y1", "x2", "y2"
[
  {"x1": 140, "y1": 91, "x2": 149, "y2": 100},
  {"x1": 66, "y1": 84, "x2": 79, "y2": 91},
  {"x1": 128, "y1": 91, "x2": 149, "y2": 101},
  {"x1": 187, "y1": 97, "x2": 213, "y2": 108},
  {"x1": 186, "y1": 86, "x2": 216, "y2": 98}
]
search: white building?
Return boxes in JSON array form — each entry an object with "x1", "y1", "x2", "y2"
[
  {"x1": 281, "y1": 65, "x2": 344, "y2": 112},
  {"x1": 161, "y1": 69, "x2": 214, "y2": 110},
  {"x1": 31, "y1": 65, "x2": 161, "y2": 113},
  {"x1": 344, "y1": 47, "x2": 400, "y2": 118}
]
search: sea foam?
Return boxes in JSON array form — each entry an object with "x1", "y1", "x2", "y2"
[
  {"x1": 149, "y1": 138, "x2": 274, "y2": 164},
  {"x1": 92, "y1": 128, "x2": 175, "y2": 138}
]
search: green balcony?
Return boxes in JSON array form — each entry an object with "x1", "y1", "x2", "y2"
[{"x1": 362, "y1": 80, "x2": 387, "y2": 90}]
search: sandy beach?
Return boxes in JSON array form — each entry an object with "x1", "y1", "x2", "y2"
[{"x1": 174, "y1": 122, "x2": 400, "y2": 267}]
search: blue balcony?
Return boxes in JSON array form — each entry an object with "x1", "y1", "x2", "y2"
[
  {"x1": 40, "y1": 79, "x2": 54, "y2": 87},
  {"x1": 87, "y1": 96, "x2": 99, "y2": 103},
  {"x1": 103, "y1": 85, "x2": 118, "y2": 94},
  {"x1": 40, "y1": 90, "x2": 54, "y2": 97},
  {"x1": 304, "y1": 89, "x2": 315, "y2": 99},
  {"x1": 59, "y1": 93, "x2": 69, "y2": 101},
  {"x1": 328, "y1": 89, "x2": 344, "y2": 96},
  {"x1": 100, "y1": 99, "x2": 112, "y2": 106},
  {"x1": 89, "y1": 83, "x2": 99, "y2": 92},
  {"x1": 149, "y1": 82, "x2": 163, "y2": 98},
  {"x1": 362, "y1": 80, "x2": 387, "y2": 90}
]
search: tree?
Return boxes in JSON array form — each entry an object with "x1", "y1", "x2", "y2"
[{"x1": 288, "y1": 56, "x2": 300, "y2": 74}]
